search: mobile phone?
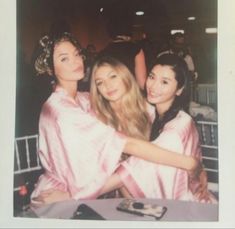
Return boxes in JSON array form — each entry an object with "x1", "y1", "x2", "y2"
[
  {"x1": 116, "y1": 199, "x2": 167, "y2": 220},
  {"x1": 71, "y1": 204, "x2": 106, "y2": 220}
]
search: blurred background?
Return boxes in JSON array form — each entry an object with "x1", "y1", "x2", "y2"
[{"x1": 16, "y1": 0, "x2": 217, "y2": 136}]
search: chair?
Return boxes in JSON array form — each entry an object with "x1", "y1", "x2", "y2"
[
  {"x1": 194, "y1": 84, "x2": 217, "y2": 110},
  {"x1": 195, "y1": 120, "x2": 218, "y2": 197},
  {"x1": 14, "y1": 134, "x2": 43, "y2": 214}
]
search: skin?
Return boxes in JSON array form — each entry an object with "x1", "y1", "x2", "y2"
[
  {"x1": 53, "y1": 41, "x2": 84, "y2": 98},
  {"x1": 134, "y1": 49, "x2": 147, "y2": 90},
  {"x1": 146, "y1": 64, "x2": 183, "y2": 114},
  {"x1": 31, "y1": 41, "x2": 205, "y2": 206},
  {"x1": 94, "y1": 65, "x2": 127, "y2": 111}
]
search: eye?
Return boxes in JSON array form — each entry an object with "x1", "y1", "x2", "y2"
[
  {"x1": 110, "y1": 74, "x2": 117, "y2": 79},
  {"x1": 75, "y1": 50, "x2": 81, "y2": 57},
  {"x1": 95, "y1": 80, "x2": 103, "y2": 86},
  {"x1": 61, "y1": 57, "x2": 69, "y2": 62},
  {"x1": 148, "y1": 73, "x2": 154, "y2": 79},
  {"x1": 162, "y1": 80, "x2": 168, "y2": 85}
]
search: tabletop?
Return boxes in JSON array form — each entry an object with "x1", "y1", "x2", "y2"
[{"x1": 19, "y1": 198, "x2": 218, "y2": 222}]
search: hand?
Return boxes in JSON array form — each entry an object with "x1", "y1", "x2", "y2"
[
  {"x1": 31, "y1": 189, "x2": 70, "y2": 207},
  {"x1": 191, "y1": 169, "x2": 210, "y2": 201},
  {"x1": 188, "y1": 159, "x2": 203, "y2": 181},
  {"x1": 188, "y1": 161, "x2": 211, "y2": 202}
]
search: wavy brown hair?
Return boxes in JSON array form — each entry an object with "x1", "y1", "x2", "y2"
[{"x1": 90, "y1": 56, "x2": 151, "y2": 140}]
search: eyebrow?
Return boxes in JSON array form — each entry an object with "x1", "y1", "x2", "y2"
[
  {"x1": 56, "y1": 48, "x2": 79, "y2": 58},
  {"x1": 162, "y1": 76, "x2": 172, "y2": 81},
  {"x1": 57, "y1": 53, "x2": 68, "y2": 58},
  {"x1": 95, "y1": 69, "x2": 115, "y2": 81},
  {"x1": 149, "y1": 72, "x2": 173, "y2": 81}
]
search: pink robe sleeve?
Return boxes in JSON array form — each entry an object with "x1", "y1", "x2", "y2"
[
  {"x1": 57, "y1": 109, "x2": 126, "y2": 199},
  {"x1": 117, "y1": 111, "x2": 216, "y2": 202},
  {"x1": 31, "y1": 92, "x2": 127, "y2": 200}
]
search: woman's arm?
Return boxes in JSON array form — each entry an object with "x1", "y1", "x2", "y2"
[
  {"x1": 124, "y1": 137, "x2": 198, "y2": 172},
  {"x1": 134, "y1": 49, "x2": 147, "y2": 90}
]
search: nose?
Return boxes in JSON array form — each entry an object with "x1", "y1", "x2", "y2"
[
  {"x1": 103, "y1": 79, "x2": 113, "y2": 90},
  {"x1": 74, "y1": 54, "x2": 83, "y2": 64},
  {"x1": 73, "y1": 55, "x2": 83, "y2": 68},
  {"x1": 148, "y1": 78, "x2": 160, "y2": 92}
]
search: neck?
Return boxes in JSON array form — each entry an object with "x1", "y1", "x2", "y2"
[
  {"x1": 155, "y1": 100, "x2": 173, "y2": 117},
  {"x1": 110, "y1": 100, "x2": 122, "y2": 113},
  {"x1": 58, "y1": 81, "x2": 78, "y2": 99}
]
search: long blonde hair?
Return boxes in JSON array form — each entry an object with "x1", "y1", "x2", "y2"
[{"x1": 90, "y1": 56, "x2": 151, "y2": 140}]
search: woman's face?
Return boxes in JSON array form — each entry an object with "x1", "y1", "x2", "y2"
[
  {"x1": 94, "y1": 65, "x2": 126, "y2": 104},
  {"x1": 53, "y1": 41, "x2": 84, "y2": 84},
  {"x1": 146, "y1": 65, "x2": 182, "y2": 109}
]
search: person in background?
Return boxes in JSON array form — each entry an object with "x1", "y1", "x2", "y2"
[
  {"x1": 157, "y1": 33, "x2": 197, "y2": 99},
  {"x1": 31, "y1": 32, "x2": 204, "y2": 205},
  {"x1": 138, "y1": 32, "x2": 156, "y2": 73},
  {"x1": 98, "y1": 17, "x2": 147, "y2": 91},
  {"x1": 78, "y1": 44, "x2": 97, "y2": 92}
]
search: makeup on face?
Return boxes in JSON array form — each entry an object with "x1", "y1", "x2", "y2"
[
  {"x1": 94, "y1": 65, "x2": 126, "y2": 103},
  {"x1": 53, "y1": 41, "x2": 84, "y2": 83},
  {"x1": 146, "y1": 65, "x2": 181, "y2": 113}
]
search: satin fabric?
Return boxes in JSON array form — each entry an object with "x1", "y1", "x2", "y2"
[
  {"x1": 117, "y1": 110, "x2": 217, "y2": 203},
  {"x1": 31, "y1": 87, "x2": 126, "y2": 201}
]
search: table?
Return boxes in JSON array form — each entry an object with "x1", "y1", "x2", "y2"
[{"x1": 19, "y1": 198, "x2": 218, "y2": 221}]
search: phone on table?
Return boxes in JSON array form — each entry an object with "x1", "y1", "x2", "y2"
[
  {"x1": 71, "y1": 204, "x2": 105, "y2": 220},
  {"x1": 116, "y1": 199, "x2": 167, "y2": 220}
]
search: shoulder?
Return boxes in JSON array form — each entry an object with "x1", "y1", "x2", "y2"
[
  {"x1": 77, "y1": 91, "x2": 91, "y2": 112},
  {"x1": 40, "y1": 91, "x2": 85, "y2": 118},
  {"x1": 164, "y1": 110, "x2": 195, "y2": 133}
]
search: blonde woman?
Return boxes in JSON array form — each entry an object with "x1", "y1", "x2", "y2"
[
  {"x1": 90, "y1": 56, "x2": 152, "y2": 198},
  {"x1": 90, "y1": 56, "x2": 152, "y2": 148}
]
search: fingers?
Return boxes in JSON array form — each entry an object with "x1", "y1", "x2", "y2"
[
  {"x1": 188, "y1": 162, "x2": 203, "y2": 180},
  {"x1": 32, "y1": 196, "x2": 46, "y2": 203},
  {"x1": 194, "y1": 182, "x2": 210, "y2": 202},
  {"x1": 30, "y1": 197, "x2": 45, "y2": 208},
  {"x1": 40, "y1": 188, "x2": 56, "y2": 195},
  {"x1": 31, "y1": 191, "x2": 54, "y2": 204}
]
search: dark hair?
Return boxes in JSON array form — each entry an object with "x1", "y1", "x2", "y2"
[
  {"x1": 149, "y1": 53, "x2": 190, "y2": 141},
  {"x1": 173, "y1": 32, "x2": 185, "y2": 40},
  {"x1": 34, "y1": 32, "x2": 83, "y2": 76}
]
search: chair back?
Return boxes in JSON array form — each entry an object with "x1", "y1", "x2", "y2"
[
  {"x1": 196, "y1": 120, "x2": 218, "y2": 196},
  {"x1": 14, "y1": 134, "x2": 43, "y2": 214}
]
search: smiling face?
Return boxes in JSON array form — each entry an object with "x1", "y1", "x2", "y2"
[
  {"x1": 93, "y1": 64, "x2": 127, "y2": 105},
  {"x1": 146, "y1": 64, "x2": 183, "y2": 114},
  {"x1": 53, "y1": 40, "x2": 84, "y2": 85}
]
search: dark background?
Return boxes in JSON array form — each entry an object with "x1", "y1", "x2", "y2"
[{"x1": 16, "y1": 0, "x2": 217, "y2": 136}]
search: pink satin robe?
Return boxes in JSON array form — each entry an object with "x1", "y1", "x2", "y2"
[
  {"x1": 117, "y1": 110, "x2": 217, "y2": 203},
  {"x1": 31, "y1": 87, "x2": 126, "y2": 201}
]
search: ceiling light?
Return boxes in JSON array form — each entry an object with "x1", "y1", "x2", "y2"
[
  {"x1": 205, "y1": 28, "x2": 217, "y2": 34},
  {"x1": 99, "y1": 8, "x2": 104, "y2": 13},
  {"x1": 136, "y1": 11, "x2": 144, "y2": 16},
  {"x1": 187, "y1": 16, "x2": 196, "y2": 21},
  {"x1": 171, "y1": 30, "x2": 185, "y2": 35}
]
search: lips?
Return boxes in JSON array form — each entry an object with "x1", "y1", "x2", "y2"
[
  {"x1": 147, "y1": 90, "x2": 156, "y2": 97},
  {"x1": 73, "y1": 66, "x2": 83, "y2": 73},
  {"x1": 147, "y1": 91, "x2": 161, "y2": 99},
  {"x1": 107, "y1": 90, "x2": 117, "y2": 96}
]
